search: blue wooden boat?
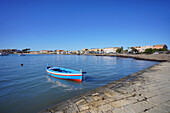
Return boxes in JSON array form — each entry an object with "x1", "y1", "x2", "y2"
[{"x1": 46, "y1": 66, "x2": 83, "y2": 82}]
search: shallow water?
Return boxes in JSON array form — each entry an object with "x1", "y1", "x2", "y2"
[{"x1": 0, "y1": 54, "x2": 158, "y2": 113}]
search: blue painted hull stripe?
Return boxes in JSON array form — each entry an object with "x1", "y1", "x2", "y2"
[{"x1": 47, "y1": 72, "x2": 82, "y2": 80}]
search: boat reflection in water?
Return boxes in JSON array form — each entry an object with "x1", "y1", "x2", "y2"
[{"x1": 46, "y1": 75, "x2": 83, "y2": 91}]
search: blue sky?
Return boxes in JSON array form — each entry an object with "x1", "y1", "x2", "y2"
[{"x1": 0, "y1": 0, "x2": 170, "y2": 51}]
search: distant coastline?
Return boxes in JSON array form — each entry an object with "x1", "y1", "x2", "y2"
[{"x1": 1, "y1": 44, "x2": 170, "y2": 62}]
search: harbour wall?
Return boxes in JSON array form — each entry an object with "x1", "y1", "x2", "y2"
[{"x1": 94, "y1": 54, "x2": 170, "y2": 62}]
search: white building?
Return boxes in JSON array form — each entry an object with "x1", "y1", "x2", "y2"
[
  {"x1": 39, "y1": 50, "x2": 53, "y2": 54},
  {"x1": 103, "y1": 47, "x2": 120, "y2": 54},
  {"x1": 54, "y1": 50, "x2": 64, "y2": 54},
  {"x1": 132, "y1": 45, "x2": 153, "y2": 53}
]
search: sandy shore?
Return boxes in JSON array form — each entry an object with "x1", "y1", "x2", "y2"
[{"x1": 40, "y1": 62, "x2": 170, "y2": 113}]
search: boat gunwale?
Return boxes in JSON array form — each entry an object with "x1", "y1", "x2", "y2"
[
  {"x1": 46, "y1": 70, "x2": 82, "y2": 76},
  {"x1": 46, "y1": 66, "x2": 82, "y2": 76}
]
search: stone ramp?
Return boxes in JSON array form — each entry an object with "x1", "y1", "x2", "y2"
[{"x1": 40, "y1": 62, "x2": 170, "y2": 113}]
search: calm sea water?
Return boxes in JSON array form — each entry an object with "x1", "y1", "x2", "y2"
[{"x1": 0, "y1": 55, "x2": 158, "y2": 113}]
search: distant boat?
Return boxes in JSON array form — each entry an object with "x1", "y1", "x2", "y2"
[
  {"x1": 46, "y1": 66, "x2": 83, "y2": 82},
  {"x1": 0, "y1": 53, "x2": 9, "y2": 56}
]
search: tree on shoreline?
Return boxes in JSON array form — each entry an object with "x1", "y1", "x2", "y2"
[
  {"x1": 116, "y1": 46, "x2": 123, "y2": 53},
  {"x1": 143, "y1": 48, "x2": 153, "y2": 54},
  {"x1": 22, "y1": 48, "x2": 30, "y2": 53},
  {"x1": 143, "y1": 48, "x2": 168, "y2": 54},
  {"x1": 131, "y1": 47, "x2": 139, "y2": 54}
]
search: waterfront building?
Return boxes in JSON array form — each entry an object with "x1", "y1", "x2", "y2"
[
  {"x1": 131, "y1": 44, "x2": 168, "y2": 53},
  {"x1": 98, "y1": 49, "x2": 104, "y2": 54},
  {"x1": 90, "y1": 48, "x2": 99, "y2": 52},
  {"x1": 82, "y1": 48, "x2": 88, "y2": 51},
  {"x1": 66, "y1": 50, "x2": 79, "y2": 54},
  {"x1": 29, "y1": 51, "x2": 40, "y2": 54},
  {"x1": 0, "y1": 49, "x2": 17, "y2": 54},
  {"x1": 75, "y1": 50, "x2": 81, "y2": 54},
  {"x1": 88, "y1": 48, "x2": 103, "y2": 54},
  {"x1": 66, "y1": 51, "x2": 73, "y2": 54},
  {"x1": 54, "y1": 50, "x2": 64, "y2": 54},
  {"x1": 65, "y1": 51, "x2": 68, "y2": 54},
  {"x1": 133, "y1": 45, "x2": 153, "y2": 53},
  {"x1": 39, "y1": 50, "x2": 53, "y2": 54},
  {"x1": 153, "y1": 44, "x2": 168, "y2": 49},
  {"x1": 80, "y1": 48, "x2": 88, "y2": 54},
  {"x1": 88, "y1": 48, "x2": 96, "y2": 54},
  {"x1": 103, "y1": 47, "x2": 120, "y2": 54}
]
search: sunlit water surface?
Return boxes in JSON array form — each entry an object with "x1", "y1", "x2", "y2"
[{"x1": 0, "y1": 55, "x2": 158, "y2": 113}]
